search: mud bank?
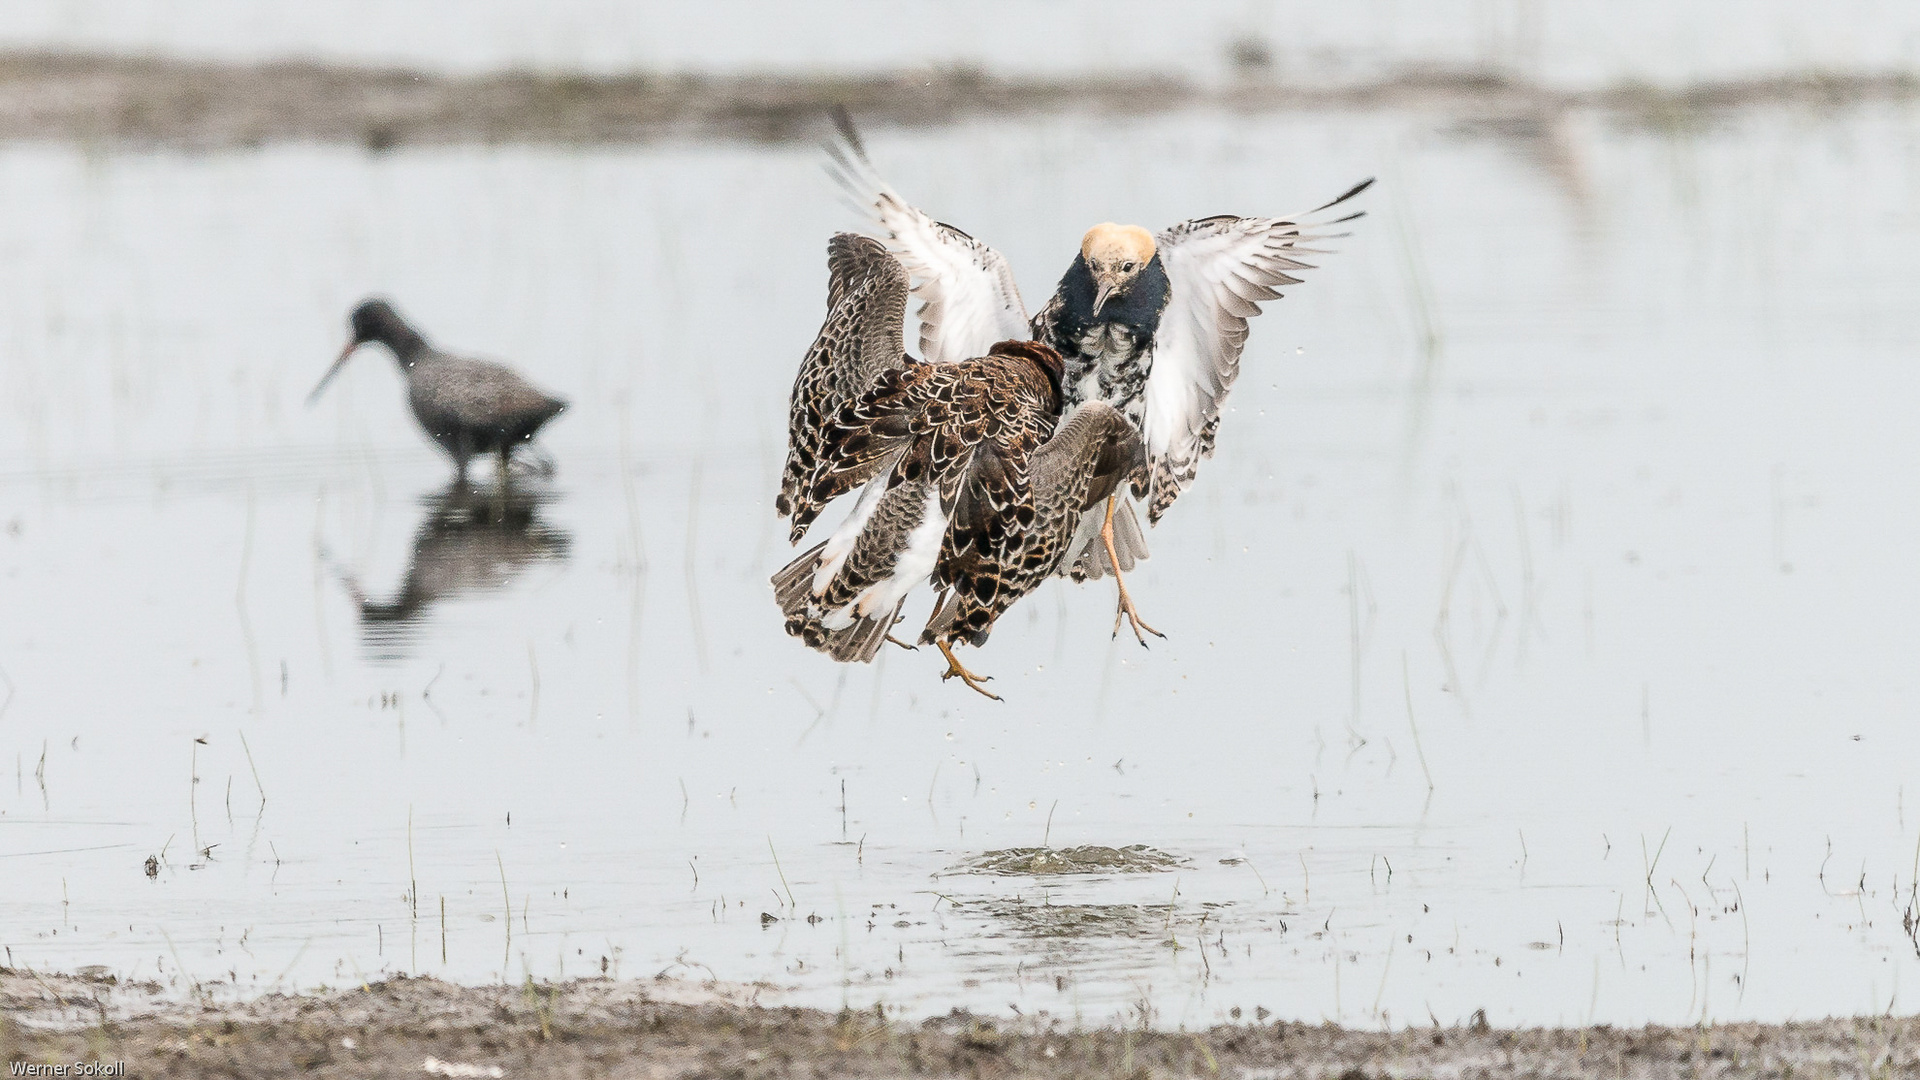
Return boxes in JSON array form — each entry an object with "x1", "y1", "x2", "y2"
[
  {"x1": 3, "y1": 968, "x2": 1916, "y2": 1079},
  {"x1": 0, "y1": 52, "x2": 1913, "y2": 147}
]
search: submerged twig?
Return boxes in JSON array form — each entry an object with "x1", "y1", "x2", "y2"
[
  {"x1": 1402, "y1": 652, "x2": 1434, "y2": 792},
  {"x1": 497, "y1": 851, "x2": 513, "y2": 978},
  {"x1": 769, "y1": 836, "x2": 796, "y2": 910},
  {"x1": 238, "y1": 730, "x2": 266, "y2": 809}
]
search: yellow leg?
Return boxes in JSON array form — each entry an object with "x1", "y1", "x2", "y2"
[
  {"x1": 935, "y1": 641, "x2": 1002, "y2": 701},
  {"x1": 1102, "y1": 495, "x2": 1164, "y2": 645},
  {"x1": 885, "y1": 634, "x2": 918, "y2": 651}
]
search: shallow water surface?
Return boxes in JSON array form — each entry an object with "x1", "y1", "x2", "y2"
[{"x1": 3, "y1": 105, "x2": 1920, "y2": 1029}]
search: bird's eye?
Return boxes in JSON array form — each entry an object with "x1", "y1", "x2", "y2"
[{"x1": 1122, "y1": 262, "x2": 1135, "y2": 272}]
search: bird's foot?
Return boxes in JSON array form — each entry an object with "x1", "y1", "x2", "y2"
[
  {"x1": 1099, "y1": 494, "x2": 1163, "y2": 646},
  {"x1": 514, "y1": 444, "x2": 558, "y2": 479},
  {"x1": 936, "y1": 642, "x2": 1001, "y2": 701},
  {"x1": 1110, "y1": 578, "x2": 1165, "y2": 646},
  {"x1": 886, "y1": 634, "x2": 919, "y2": 652}
]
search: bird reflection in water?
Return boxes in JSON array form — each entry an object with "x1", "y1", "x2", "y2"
[{"x1": 341, "y1": 480, "x2": 571, "y2": 662}]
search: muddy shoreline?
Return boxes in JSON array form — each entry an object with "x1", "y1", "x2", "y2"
[
  {"x1": 3, "y1": 968, "x2": 1915, "y2": 1079},
  {"x1": 0, "y1": 52, "x2": 1913, "y2": 148}
]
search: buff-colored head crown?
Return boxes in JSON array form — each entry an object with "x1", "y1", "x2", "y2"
[{"x1": 1081, "y1": 223, "x2": 1156, "y2": 266}]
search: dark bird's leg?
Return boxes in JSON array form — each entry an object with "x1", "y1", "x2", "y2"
[
  {"x1": 495, "y1": 444, "x2": 513, "y2": 484},
  {"x1": 935, "y1": 641, "x2": 1001, "y2": 701},
  {"x1": 1102, "y1": 495, "x2": 1164, "y2": 645},
  {"x1": 886, "y1": 613, "x2": 917, "y2": 651},
  {"x1": 452, "y1": 434, "x2": 474, "y2": 485}
]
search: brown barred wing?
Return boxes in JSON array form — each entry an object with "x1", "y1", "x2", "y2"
[
  {"x1": 777, "y1": 233, "x2": 909, "y2": 525},
  {"x1": 787, "y1": 349, "x2": 1056, "y2": 543},
  {"x1": 922, "y1": 403, "x2": 1143, "y2": 647},
  {"x1": 920, "y1": 353, "x2": 1066, "y2": 635},
  {"x1": 811, "y1": 478, "x2": 939, "y2": 619},
  {"x1": 783, "y1": 360, "x2": 964, "y2": 541},
  {"x1": 771, "y1": 478, "x2": 941, "y2": 663},
  {"x1": 922, "y1": 437, "x2": 1032, "y2": 646},
  {"x1": 772, "y1": 348, "x2": 1061, "y2": 660}
]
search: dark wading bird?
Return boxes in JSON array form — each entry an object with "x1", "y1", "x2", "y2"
[
  {"x1": 338, "y1": 481, "x2": 573, "y2": 662},
  {"x1": 827, "y1": 110, "x2": 1370, "y2": 642},
  {"x1": 774, "y1": 235, "x2": 1143, "y2": 698},
  {"x1": 309, "y1": 299, "x2": 567, "y2": 481}
]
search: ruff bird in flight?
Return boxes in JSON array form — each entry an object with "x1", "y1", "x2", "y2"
[
  {"x1": 774, "y1": 235, "x2": 1143, "y2": 698},
  {"x1": 827, "y1": 110, "x2": 1370, "y2": 642}
]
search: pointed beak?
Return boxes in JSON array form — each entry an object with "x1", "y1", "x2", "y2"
[
  {"x1": 307, "y1": 340, "x2": 361, "y2": 406},
  {"x1": 1093, "y1": 280, "x2": 1117, "y2": 315}
]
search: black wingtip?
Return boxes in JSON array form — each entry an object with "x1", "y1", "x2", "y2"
[
  {"x1": 1313, "y1": 176, "x2": 1376, "y2": 214},
  {"x1": 828, "y1": 105, "x2": 868, "y2": 162}
]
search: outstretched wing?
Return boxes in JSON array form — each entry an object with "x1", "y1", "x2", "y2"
[
  {"x1": 826, "y1": 108, "x2": 1030, "y2": 365},
  {"x1": 824, "y1": 233, "x2": 910, "y2": 392},
  {"x1": 778, "y1": 233, "x2": 909, "y2": 527},
  {"x1": 1138, "y1": 178, "x2": 1373, "y2": 522}
]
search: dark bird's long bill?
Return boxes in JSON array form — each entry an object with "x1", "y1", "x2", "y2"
[{"x1": 306, "y1": 341, "x2": 360, "y2": 406}]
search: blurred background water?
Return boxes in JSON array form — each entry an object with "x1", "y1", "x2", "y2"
[
  {"x1": 2, "y1": 0, "x2": 1919, "y2": 87},
  {"x1": 2, "y1": 1, "x2": 1920, "y2": 1032}
]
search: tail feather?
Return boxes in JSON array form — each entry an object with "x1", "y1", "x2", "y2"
[
  {"x1": 772, "y1": 541, "x2": 828, "y2": 616},
  {"x1": 821, "y1": 601, "x2": 903, "y2": 662},
  {"x1": 771, "y1": 539, "x2": 906, "y2": 664}
]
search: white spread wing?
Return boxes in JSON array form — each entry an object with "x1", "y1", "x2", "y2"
[
  {"x1": 826, "y1": 110, "x2": 1029, "y2": 364},
  {"x1": 1138, "y1": 179, "x2": 1372, "y2": 522}
]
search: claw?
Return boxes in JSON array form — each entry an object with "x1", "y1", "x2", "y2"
[
  {"x1": 1111, "y1": 588, "x2": 1164, "y2": 645},
  {"x1": 935, "y1": 641, "x2": 1002, "y2": 701},
  {"x1": 886, "y1": 634, "x2": 919, "y2": 652},
  {"x1": 1100, "y1": 495, "x2": 1164, "y2": 646}
]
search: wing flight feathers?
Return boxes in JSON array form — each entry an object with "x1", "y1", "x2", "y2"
[
  {"x1": 826, "y1": 108, "x2": 1031, "y2": 365},
  {"x1": 1139, "y1": 179, "x2": 1372, "y2": 521}
]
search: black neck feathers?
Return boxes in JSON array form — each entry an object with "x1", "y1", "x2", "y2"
[{"x1": 1048, "y1": 253, "x2": 1171, "y2": 342}]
